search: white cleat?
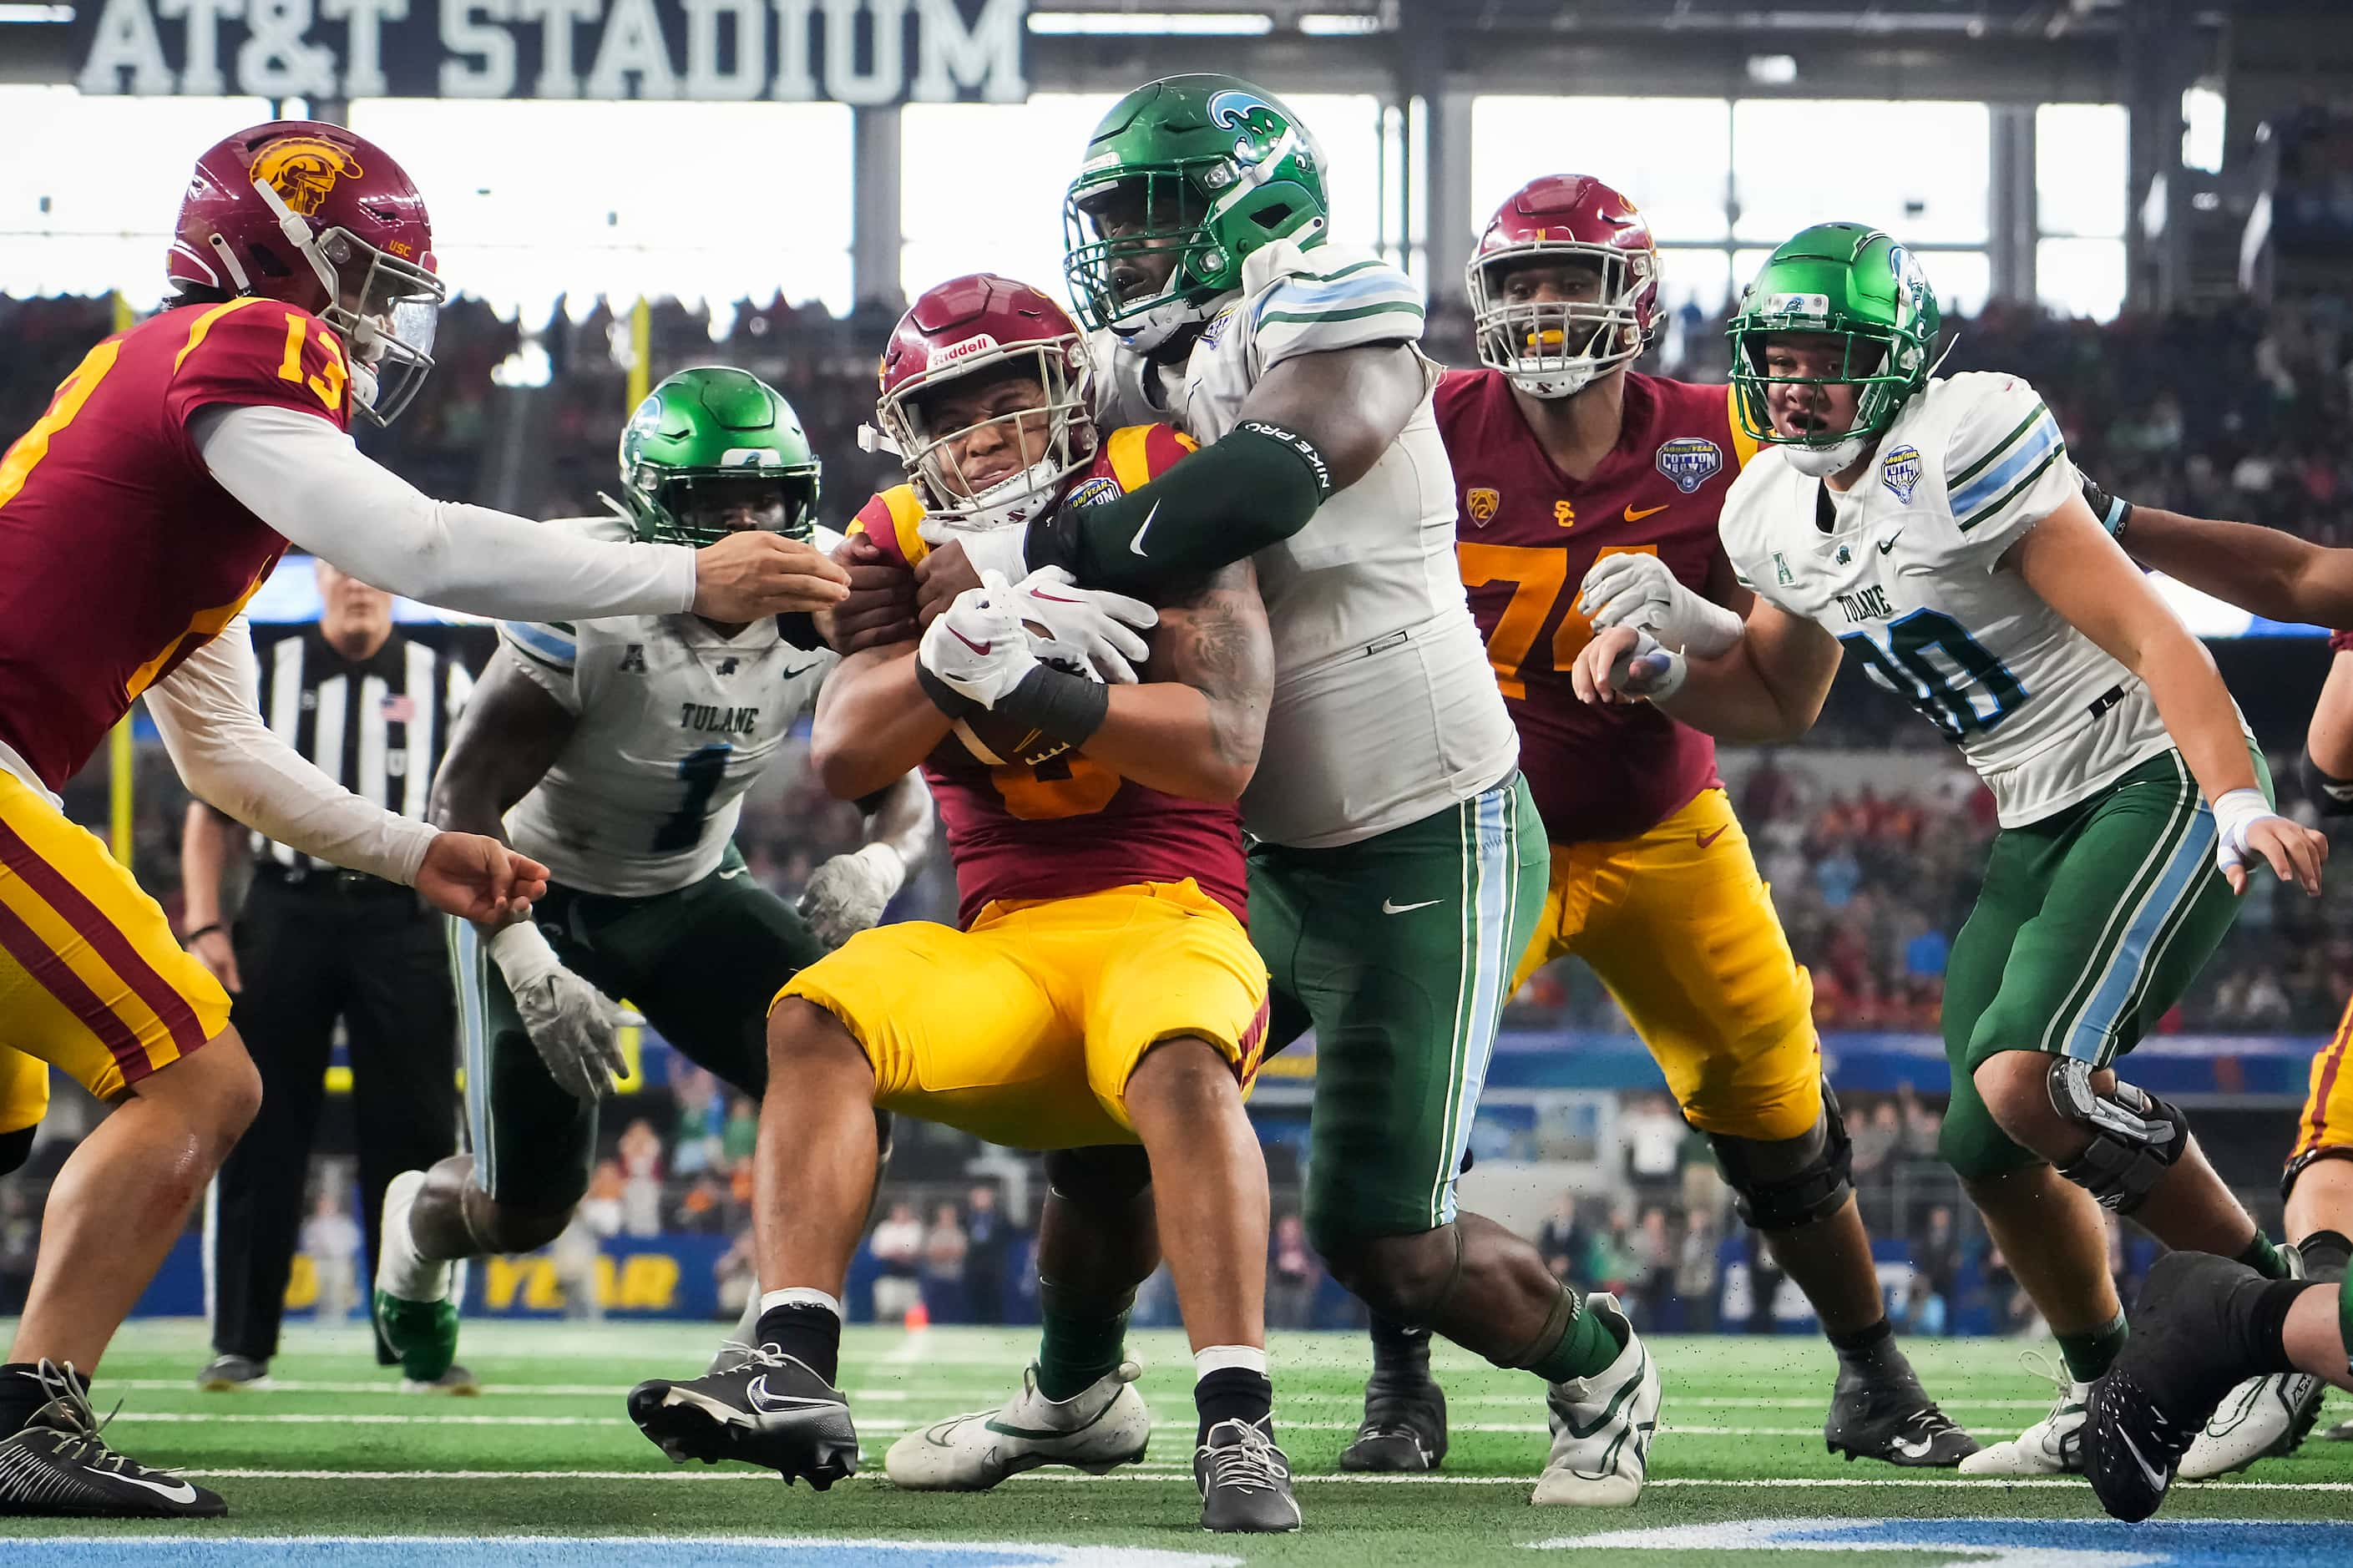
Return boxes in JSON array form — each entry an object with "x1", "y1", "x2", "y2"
[
  {"x1": 1532, "y1": 1293, "x2": 1661, "y2": 1507},
  {"x1": 884, "y1": 1361, "x2": 1150, "y2": 1490},
  {"x1": 1958, "y1": 1352, "x2": 2087, "y2": 1476},
  {"x1": 2179, "y1": 1247, "x2": 2324, "y2": 1480}
]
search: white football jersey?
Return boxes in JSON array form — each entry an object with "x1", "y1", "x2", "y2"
[
  {"x1": 1720, "y1": 372, "x2": 2178, "y2": 827},
  {"x1": 499, "y1": 513, "x2": 842, "y2": 896},
  {"x1": 1092, "y1": 240, "x2": 1519, "y2": 848}
]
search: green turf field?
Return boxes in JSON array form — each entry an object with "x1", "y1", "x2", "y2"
[{"x1": 3, "y1": 1319, "x2": 2350, "y2": 1565}]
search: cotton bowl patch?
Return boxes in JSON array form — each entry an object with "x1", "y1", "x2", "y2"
[
  {"x1": 1545, "y1": 1516, "x2": 2353, "y2": 1566},
  {"x1": 1655, "y1": 437, "x2": 1723, "y2": 494},
  {"x1": 1880, "y1": 443, "x2": 1923, "y2": 504}
]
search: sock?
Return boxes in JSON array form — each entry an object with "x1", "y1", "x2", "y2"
[
  {"x1": 2229, "y1": 1274, "x2": 2322, "y2": 1378},
  {"x1": 0, "y1": 1363, "x2": 83, "y2": 1436},
  {"x1": 2297, "y1": 1229, "x2": 2351, "y2": 1283},
  {"x1": 1826, "y1": 1317, "x2": 1913, "y2": 1381},
  {"x1": 1367, "y1": 1314, "x2": 1433, "y2": 1388},
  {"x1": 1035, "y1": 1278, "x2": 1134, "y2": 1403},
  {"x1": 2239, "y1": 1229, "x2": 2294, "y2": 1282},
  {"x1": 1528, "y1": 1288, "x2": 1627, "y2": 1384},
  {"x1": 1194, "y1": 1347, "x2": 1273, "y2": 1444},
  {"x1": 379, "y1": 1197, "x2": 450, "y2": 1302},
  {"x1": 2055, "y1": 1312, "x2": 2129, "y2": 1384},
  {"x1": 755, "y1": 1289, "x2": 843, "y2": 1385}
]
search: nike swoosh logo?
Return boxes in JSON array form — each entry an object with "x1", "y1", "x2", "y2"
[
  {"x1": 96, "y1": 1470, "x2": 199, "y2": 1505},
  {"x1": 1890, "y1": 1434, "x2": 1935, "y2": 1460},
  {"x1": 949, "y1": 628, "x2": 991, "y2": 656},
  {"x1": 746, "y1": 1374, "x2": 842, "y2": 1414},
  {"x1": 1878, "y1": 532, "x2": 1903, "y2": 554},
  {"x1": 717, "y1": 867, "x2": 748, "y2": 880},
  {"x1": 1129, "y1": 500, "x2": 1161, "y2": 557},
  {"x1": 2117, "y1": 1424, "x2": 2169, "y2": 1493},
  {"x1": 1624, "y1": 503, "x2": 1669, "y2": 523},
  {"x1": 1381, "y1": 898, "x2": 1442, "y2": 914},
  {"x1": 1696, "y1": 826, "x2": 1728, "y2": 850},
  {"x1": 781, "y1": 660, "x2": 824, "y2": 678}
]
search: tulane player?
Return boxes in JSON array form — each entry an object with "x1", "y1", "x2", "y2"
[
  {"x1": 372, "y1": 368, "x2": 932, "y2": 1379},
  {"x1": 887, "y1": 78, "x2": 1656, "y2": 1505},
  {"x1": 1574, "y1": 221, "x2": 2325, "y2": 1478}
]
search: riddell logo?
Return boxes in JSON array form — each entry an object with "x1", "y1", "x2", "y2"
[{"x1": 931, "y1": 333, "x2": 1001, "y2": 367}]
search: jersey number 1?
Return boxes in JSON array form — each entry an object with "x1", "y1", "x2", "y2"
[{"x1": 654, "y1": 744, "x2": 731, "y2": 852}]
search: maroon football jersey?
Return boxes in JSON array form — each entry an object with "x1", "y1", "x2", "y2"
[
  {"x1": 850, "y1": 424, "x2": 1248, "y2": 927},
  {"x1": 1439, "y1": 367, "x2": 1755, "y2": 845},
  {"x1": 0, "y1": 296, "x2": 355, "y2": 792}
]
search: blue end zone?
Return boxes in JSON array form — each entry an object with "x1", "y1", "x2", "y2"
[{"x1": 1560, "y1": 1517, "x2": 2353, "y2": 1565}]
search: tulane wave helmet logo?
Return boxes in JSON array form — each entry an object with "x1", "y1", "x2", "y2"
[{"x1": 1207, "y1": 89, "x2": 1289, "y2": 165}]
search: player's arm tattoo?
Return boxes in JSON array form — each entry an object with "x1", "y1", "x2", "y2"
[
  {"x1": 1150, "y1": 557, "x2": 1275, "y2": 776},
  {"x1": 429, "y1": 647, "x2": 579, "y2": 842}
]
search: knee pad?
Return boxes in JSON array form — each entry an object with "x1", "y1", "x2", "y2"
[
  {"x1": 1043, "y1": 1144, "x2": 1152, "y2": 1216},
  {"x1": 2047, "y1": 1058, "x2": 2188, "y2": 1214},
  {"x1": 1708, "y1": 1079, "x2": 1853, "y2": 1232},
  {"x1": 2300, "y1": 748, "x2": 2353, "y2": 817},
  {"x1": 2282, "y1": 1144, "x2": 2353, "y2": 1202},
  {"x1": 0, "y1": 1124, "x2": 33, "y2": 1179}
]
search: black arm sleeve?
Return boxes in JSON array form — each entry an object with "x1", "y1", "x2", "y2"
[
  {"x1": 1025, "y1": 420, "x2": 1333, "y2": 592},
  {"x1": 2300, "y1": 747, "x2": 2353, "y2": 817}
]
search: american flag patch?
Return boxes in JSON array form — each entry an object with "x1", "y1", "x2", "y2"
[{"x1": 379, "y1": 695, "x2": 416, "y2": 723}]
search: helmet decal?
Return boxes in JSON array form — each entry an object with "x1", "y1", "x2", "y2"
[{"x1": 250, "y1": 136, "x2": 362, "y2": 219}]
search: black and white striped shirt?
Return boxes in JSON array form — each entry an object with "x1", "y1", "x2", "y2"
[{"x1": 248, "y1": 622, "x2": 497, "y2": 871}]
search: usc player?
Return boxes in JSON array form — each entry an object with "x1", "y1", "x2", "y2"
[{"x1": 0, "y1": 120, "x2": 843, "y2": 1516}]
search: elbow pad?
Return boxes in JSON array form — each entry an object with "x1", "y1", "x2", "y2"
[{"x1": 2300, "y1": 748, "x2": 2353, "y2": 817}]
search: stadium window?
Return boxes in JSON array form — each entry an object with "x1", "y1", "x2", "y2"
[
  {"x1": 2036, "y1": 237, "x2": 2128, "y2": 321},
  {"x1": 1469, "y1": 97, "x2": 1733, "y2": 245},
  {"x1": 1729, "y1": 245, "x2": 1988, "y2": 318},
  {"x1": 2035, "y1": 104, "x2": 2129, "y2": 240},
  {"x1": 901, "y1": 95, "x2": 1120, "y2": 301},
  {"x1": 0, "y1": 85, "x2": 271, "y2": 300},
  {"x1": 347, "y1": 100, "x2": 855, "y2": 325},
  {"x1": 1732, "y1": 100, "x2": 1990, "y2": 247},
  {"x1": 1655, "y1": 246, "x2": 1735, "y2": 316}
]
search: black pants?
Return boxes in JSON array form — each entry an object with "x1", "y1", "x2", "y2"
[{"x1": 208, "y1": 871, "x2": 459, "y2": 1363}]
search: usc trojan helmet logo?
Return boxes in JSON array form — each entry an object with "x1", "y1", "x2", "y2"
[{"x1": 250, "y1": 136, "x2": 363, "y2": 218}]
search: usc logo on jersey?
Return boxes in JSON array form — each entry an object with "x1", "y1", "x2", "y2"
[
  {"x1": 251, "y1": 137, "x2": 362, "y2": 218},
  {"x1": 1555, "y1": 499, "x2": 1576, "y2": 528}
]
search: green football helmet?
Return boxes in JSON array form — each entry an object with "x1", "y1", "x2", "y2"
[
  {"x1": 1727, "y1": 222, "x2": 1943, "y2": 468},
  {"x1": 615, "y1": 367, "x2": 821, "y2": 548},
  {"x1": 1063, "y1": 73, "x2": 1329, "y2": 352}
]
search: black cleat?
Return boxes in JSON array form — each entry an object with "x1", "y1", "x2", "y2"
[
  {"x1": 1335, "y1": 1377, "x2": 1448, "y2": 1472},
  {"x1": 194, "y1": 1353, "x2": 268, "y2": 1393},
  {"x1": 1194, "y1": 1417, "x2": 1301, "y2": 1533},
  {"x1": 2084, "y1": 1252, "x2": 2281, "y2": 1522},
  {"x1": 627, "y1": 1345, "x2": 858, "y2": 1490},
  {"x1": 0, "y1": 1362, "x2": 225, "y2": 1518},
  {"x1": 1823, "y1": 1363, "x2": 1979, "y2": 1467}
]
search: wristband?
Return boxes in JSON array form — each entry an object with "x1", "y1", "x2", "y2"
[
  {"x1": 2080, "y1": 474, "x2": 2133, "y2": 539},
  {"x1": 182, "y1": 923, "x2": 225, "y2": 944},
  {"x1": 992, "y1": 665, "x2": 1111, "y2": 749},
  {"x1": 484, "y1": 918, "x2": 562, "y2": 989},
  {"x1": 914, "y1": 661, "x2": 984, "y2": 721},
  {"x1": 2211, "y1": 787, "x2": 2276, "y2": 854},
  {"x1": 850, "y1": 840, "x2": 908, "y2": 902}
]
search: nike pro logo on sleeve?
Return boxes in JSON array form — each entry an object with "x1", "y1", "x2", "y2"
[
  {"x1": 1381, "y1": 898, "x2": 1443, "y2": 915},
  {"x1": 1129, "y1": 500, "x2": 1162, "y2": 557}
]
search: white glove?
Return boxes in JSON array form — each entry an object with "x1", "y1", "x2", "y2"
[
  {"x1": 486, "y1": 921, "x2": 625, "y2": 1102},
  {"x1": 1578, "y1": 552, "x2": 1744, "y2": 658},
  {"x1": 918, "y1": 571, "x2": 1042, "y2": 709},
  {"x1": 916, "y1": 516, "x2": 1030, "y2": 586},
  {"x1": 1607, "y1": 629, "x2": 1688, "y2": 701},
  {"x1": 798, "y1": 842, "x2": 906, "y2": 949},
  {"x1": 2213, "y1": 787, "x2": 2290, "y2": 883},
  {"x1": 1002, "y1": 565, "x2": 1156, "y2": 685}
]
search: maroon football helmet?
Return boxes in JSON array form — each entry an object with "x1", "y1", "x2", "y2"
[
  {"x1": 1468, "y1": 174, "x2": 1660, "y2": 399},
  {"x1": 168, "y1": 120, "x2": 445, "y2": 425},
  {"x1": 871, "y1": 274, "x2": 1096, "y2": 532}
]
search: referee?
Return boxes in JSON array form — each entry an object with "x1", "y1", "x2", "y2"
[{"x1": 184, "y1": 559, "x2": 492, "y2": 1390}]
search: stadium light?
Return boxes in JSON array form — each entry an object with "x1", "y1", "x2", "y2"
[
  {"x1": 0, "y1": 3, "x2": 73, "y2": 19},
  {"x1": 1746, "y1": 54, "x2": 1799, "y2": 86},
  {"x1": 1028, "y1": 10, "x2": 1274, "y2": 33},
  {"x1": 1299, "y1": 13, "x2": 1384, "y2": 34}
]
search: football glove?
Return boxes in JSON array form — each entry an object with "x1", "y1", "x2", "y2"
[
  {"x1": 799, "y1": 842, "x2": 907, "y2": 949},
  {"x1": 1607, "y1": 629, "x2": 1688, "y2": 701},
  {"x1": 917, "y1": 515, "x2": 1030, "y2": 591},
  {"x1": 486, "y1": 920, "x2": 625, "y2": 1101},
  {"x1": 918, "y1": 570, "x2": 1105, "y2": 709},
  {"x1": 1577, "y1": 552, "x2": 1743, "y2": 657},
  {"x1": 1001, "y1": 566, "x2": 1156, "y2": 685}
]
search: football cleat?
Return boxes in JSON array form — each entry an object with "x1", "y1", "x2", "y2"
[
  {"x1": 0, "y1": 1362, "x2": 225, "y2": 1518},
  {"x1": 373, "y1": 1169, "x2": 459, "y2": 1385},
  {"x1": 401, "y1": 1363, "x2": 479, "y2": 1396},
  {"x1": 1336, "y1": 1375, "x2": 1448, "y2": 1473},
  {"x1": 884, "y1": 1362, "x2": 1149, "y2": 1490},
  {"x1": 194, "y1": 1353, "x2": 268, "y2": 1393},
  {"x1": 1193, "y1": 1416, "x2": 1301, "y2": 1533},
  {"x1": 1532, "y1": 1294, "x2": 1661, "y2": 1506},
  {"x1": 628, "y1": 1345, "x2": 858, "y2": 1490},
  {"x1": 2085, "y1": 1252, "x2": 2295, "y2": 1522},
  {"x1": 1823, "y1": 1360, "x2": 1978, "y2": 1467},
  {"x1": 2178, "y1": 1246, "x2": 2324, "y2": 1479},
  {"x1": 1956, "y1": 1350, "x2": 2087, "y2": 1476}
]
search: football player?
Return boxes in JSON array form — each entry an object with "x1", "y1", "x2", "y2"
[
  {"x1": 624, "y1": 276, "x2": 1299, "y2": 1533},
  {"x1": 370, "y1": 367, "x2": 933, "y2": 1388},
  {"x1": 1364, "y1": 174, "x2": 1969, "y2": 1471},
  {"x1": 871, "y1": 80, "x2": 1656, "y2": 1506},
  {"x1": 0, "y1": 122, "x2": 843, "y2": 1517},
  {"x1": 2069, "y1": 497, "x2": 2353, "y2": 1470},
  {"x1": 1573, "y1": 221, "x2": 2326, "y2": 1480}
]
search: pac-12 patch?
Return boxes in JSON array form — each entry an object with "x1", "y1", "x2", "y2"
[
  {"x1": 1880, "y1": 443, "x2": 1923, "y2": 504},
  {"x1": 1655, "y1": 438, "x2": 1723, "y2": 494},
  {"x1": 1465, "y1": 486, "x2": 1500, "y2": 525}
]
